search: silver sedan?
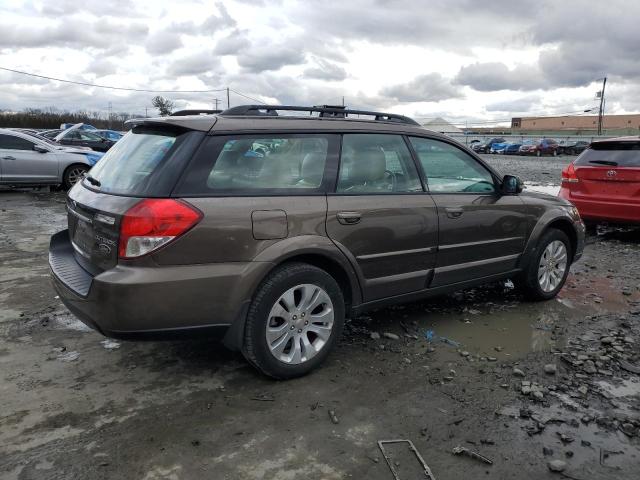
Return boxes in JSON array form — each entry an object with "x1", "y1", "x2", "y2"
[{"x1": 0, "y1": 129, "x2": 104, "y2": 189}]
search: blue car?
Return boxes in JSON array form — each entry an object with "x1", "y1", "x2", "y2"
[
  {"x1": 94, "y1": 129, "x2": 124, "y2": 142},
  {"x1": 489, "y1": 142, "x2": 509, "y2": 154},
  {"x1": 503, "y1": 143, "x2": 522, "y2": 155}
]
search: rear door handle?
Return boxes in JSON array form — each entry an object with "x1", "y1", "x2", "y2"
[
  {"x1": 337, "y1": 211, "x2": 361, "y2": 225},
  {"x1": 445, "y1": 207, "x2": 464, "y2": 219},
  {"x1": 2, "y1": 156, "x2": 16, "y2": 160}
]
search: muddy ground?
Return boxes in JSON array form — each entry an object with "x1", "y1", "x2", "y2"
[{"x1": 1, "y1": 154, "x2": 639, "y2": 480}]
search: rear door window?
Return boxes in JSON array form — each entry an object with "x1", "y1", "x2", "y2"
[
  {"x1": 176, "y1": 134, "x2": 339, "y2": 195},
  {"x1": 575, "y1": 142, "x2": 640, "y2": 167},
  {"x1": 336, "y1": 134, "x2": 422, "y2": 193}
]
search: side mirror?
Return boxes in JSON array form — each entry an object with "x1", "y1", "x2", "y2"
[
  {"x1": 33, "y1": 145, "x2": 49, "y2": 153},
  {"x1": 502, "y1": 174, "x2": 523, "y2": 195}
]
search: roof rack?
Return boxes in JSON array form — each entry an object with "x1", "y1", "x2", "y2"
[
  {"x1": 170, "y1": 109, "x2": 222, "y2": 116},
  {"x1": 219, "y1": 105, "x2": 420, "y2": 126}
]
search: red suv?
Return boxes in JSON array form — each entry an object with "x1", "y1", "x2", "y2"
[{"x1": 559, "y1": 137, "x2": 640, "y2": 225}]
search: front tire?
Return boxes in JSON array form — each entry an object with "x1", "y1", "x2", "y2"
[
  {"x1": 242, "y1": 262, "x2": 345, "y2": 379},
  {"x1": 63, "y1": 164, "x2": 89, "y2": 189},
  {"x1": 518, "y1": 229, "x2": 572, "y2": 301}
]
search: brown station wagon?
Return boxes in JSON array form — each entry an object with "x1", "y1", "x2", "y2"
[{"x1": 49, "y1": 105, "x2": 585, "y2": 378}]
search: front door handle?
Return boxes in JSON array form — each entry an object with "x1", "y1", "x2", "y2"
[
  {"x1": 2, "y1": 156, "x2": 16, "y2": 160},
  {"x1": 445, "y1": 207, "x2": 464, "y2": 219},
  {"x1": 337, "y1": 211, "x2": 361, "y2": 225}
]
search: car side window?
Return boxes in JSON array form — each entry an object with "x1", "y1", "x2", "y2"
[
  {"x1": 337, "y1": 134, "x2": 422, "y2": 194},
  {"x1": 409, "y1": 137, "x2": 496, "y2": 194},
  {"x1": 0, "y1": 134, "x2": 34, "y2": 151}
]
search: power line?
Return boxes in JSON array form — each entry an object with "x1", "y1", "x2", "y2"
[
  {"x1": 229, "y1": 88, "x2": 266, "y2": 105},
  {"x1": 0, "y1": 66, "x2": 227, "y2": 93}
]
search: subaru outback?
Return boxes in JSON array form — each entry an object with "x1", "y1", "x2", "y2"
[{"x1": 49, "y1": 105, "x2": 585, "y2": 379}]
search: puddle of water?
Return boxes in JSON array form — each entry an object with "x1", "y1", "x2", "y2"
[
  {"x1": 524, "y1": 183, "x2": 560, "y2": 196},
  {"x1": 499, "y1": 403, "x2": 639, "y2": 473},
  {"x1": 370, "y1": 288, "x2": 569, "y2": 358}
]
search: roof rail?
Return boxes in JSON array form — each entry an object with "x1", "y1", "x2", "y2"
[
  {"x1": 170, "y1": 109, "x2": 222, "y2": 116},
  {"x1": 219, "y1": 105, "x2": 420, "y2": 126}
]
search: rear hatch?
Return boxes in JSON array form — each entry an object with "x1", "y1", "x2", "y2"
[
  {"x1": 66, "y1": 124, "x2": 205, "y2": 273},
  {"x1": 571, "y1": 139, "x2": 640, "y2": 202}
]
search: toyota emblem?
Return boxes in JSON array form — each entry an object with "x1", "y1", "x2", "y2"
[{"x1": 606, "y1": 170, "x2": 617, "y2": 177}]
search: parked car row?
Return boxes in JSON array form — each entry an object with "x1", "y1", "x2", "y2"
[
  {"x1": 0, "y1": 128, "x2": 104, "y2": 189},
  {"x1": 472, "y1": 137, "x2": 590, "y2": 156}
]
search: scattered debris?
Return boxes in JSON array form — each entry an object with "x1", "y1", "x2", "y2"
[
  {"x1": 451, "y1": 445, "x2": 493, "y2": 465},
  {"x1": 547, "y1": 459, "x2": 566, "y2": 472},
  {"x1": 619, "y1": 360, "x2": 640, "y2": 374},
  {"x1": 544, "y1": 364, "x2": 557, "y2": 375},
  {"x1": 251, "y1": 393, "x2": 274, "y2": 402},
  {"x1": 378, "y1": 439, "x2": 436, "y2": 480},
  {"x1": 370, "y1": 332, "x2": 381, "y2": 340},
  {"x1": 57, "y1": 351, "x2": 80, "y2": 362},
  {"x1": 100, "y1": 339, "x2": 120, "y2": 350},
  {"x1": 383, "y1": 332, "x2": 400, "y2": 341},
  {"x1": 328, "y1": 409, "x2": 339, "y2": 424}
]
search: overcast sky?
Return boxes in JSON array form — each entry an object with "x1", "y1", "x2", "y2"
[{"x1": 0, "y1": 0, "x2": 637, "y2": 125}]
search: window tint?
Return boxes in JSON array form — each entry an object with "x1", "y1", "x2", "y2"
[
  {"x1": 199, "y1": 136, "x2": 330, "y2": 191},
  {"x1": 575, "y1": 143, "x2": 640, "y2": 167},
  {"x1": 79, "y1": 131, "x2": 101, "y2": 141},
  {"x1": 409, "y1": 137, "x2": 496, "y2": 193},
  {"x1": 86, "y1": 127, "x2": 198, "y2": 195},
  {"x1": 337, "y1": 134, "x2": 422, "y2": 193},
  {"x1": 0, "y1": 134, "x2": 35, "y2": 151}
]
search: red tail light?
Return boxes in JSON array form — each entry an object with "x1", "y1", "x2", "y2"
[
  {"x1": 561, "y1": 162, "x2": 579, "y2": 184},
  {"x1": 119, "y1": 199, "x2": 202, "y2": 259}
]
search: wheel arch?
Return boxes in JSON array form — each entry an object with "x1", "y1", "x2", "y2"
[
  {"x1": 521, "y1": 214, "x2": 579, "y2": 270},
  {"x1": 62, "y1": 162, "x2": 90, "y2": 185},
  {"x1": 222, "y1": 238, "x2": 363, "y2": 351}
]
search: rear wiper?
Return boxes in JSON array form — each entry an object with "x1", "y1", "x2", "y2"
[
  {"x1": 86, "y1": 175, "x2": 101, "y2": 187},
  {"x1": 589, "y1": 160, "x2": 618, "y2": 166}
]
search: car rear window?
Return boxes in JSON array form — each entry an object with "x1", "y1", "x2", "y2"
[
  {"x1": 84, "y1": 126, "x2": 204, "y2": 196},
  {"x1": 575, "y1": 142, "x2": 640, "y2": 167},
  {"x1": 175, "y1": 134, "x2": 340, "y2": 195}
]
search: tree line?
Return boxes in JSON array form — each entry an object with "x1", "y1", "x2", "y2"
[
  {"x1": 0, "y1": 97, "x2": 176, "y2": 130},
  {"x1": 0, "y1": 108, "x2": 138, "y2": 130}
]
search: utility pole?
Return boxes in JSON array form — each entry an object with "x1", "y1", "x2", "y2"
[
  {"x1": 145, "y1": 107, "x2": 148, "y2": 118},
  {"x1": 108, "y1": 102, "x2": 113, "y2": 129},
  {"x1": 213, "y1": 98, "x2": 220, "y2": 110},
  {"x1": 597, "y1": 77, "x2": 607, "y2": 135},
  {"x1": 226, "y1": 87, "x2": 230, "y2": 109}
]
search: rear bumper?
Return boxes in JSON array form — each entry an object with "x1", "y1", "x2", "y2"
[
  {"x1": 49, "y1": 229, "x2": 270, "y2": 341},
  {"x1": 559, "y1": 188, "x2": 640, "y2": 224}
]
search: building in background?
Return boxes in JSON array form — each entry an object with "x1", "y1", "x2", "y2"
[
  {"x1": 421, "y1": 117, "x2": 462, "y2": 134},
  {"x1": 511, "y1": 114, "x2": 640, "y2": 136}
]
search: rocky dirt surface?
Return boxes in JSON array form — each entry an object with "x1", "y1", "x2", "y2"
[{"x1": 1, "y1": 161, "x2": 639, "y2": 479}]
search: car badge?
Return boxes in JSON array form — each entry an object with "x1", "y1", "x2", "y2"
[{"x1": 606, "y1": 170, "x2": 617, "y2": 177}]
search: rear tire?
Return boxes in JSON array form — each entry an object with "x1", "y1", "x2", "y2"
[
  {"x1": 63, "y1": 164, "x2": 89, "y2": 189},
  {"x1": 242, "y1": 262, "x2": 345, "y2": 379},
  {"x1": 518, "y1": 229, "x2": 572, "y2": 301}
]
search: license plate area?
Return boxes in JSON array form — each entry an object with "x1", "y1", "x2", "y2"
[{"x1": 71, "y1": 217, "x2": 94, "y2": 258}]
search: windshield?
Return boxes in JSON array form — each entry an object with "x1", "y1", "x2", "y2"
[{"x1": 84, "y1": 127, "x2": 198, "y2": 195}]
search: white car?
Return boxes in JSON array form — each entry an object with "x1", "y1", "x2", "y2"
[{"x1": 0, "y1": 129, "x2": 104, "y2": 189}]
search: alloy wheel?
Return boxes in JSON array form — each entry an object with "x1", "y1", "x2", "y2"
[
  {"x1": 537, "y1": 240, "x2": 568, "y2": 292},
  {"x1": 265, "y1": 284, "x2": 334, "y2": 364},
  {"x1": 67, "y1": 167, "x2": 87, "y2": 185}
]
